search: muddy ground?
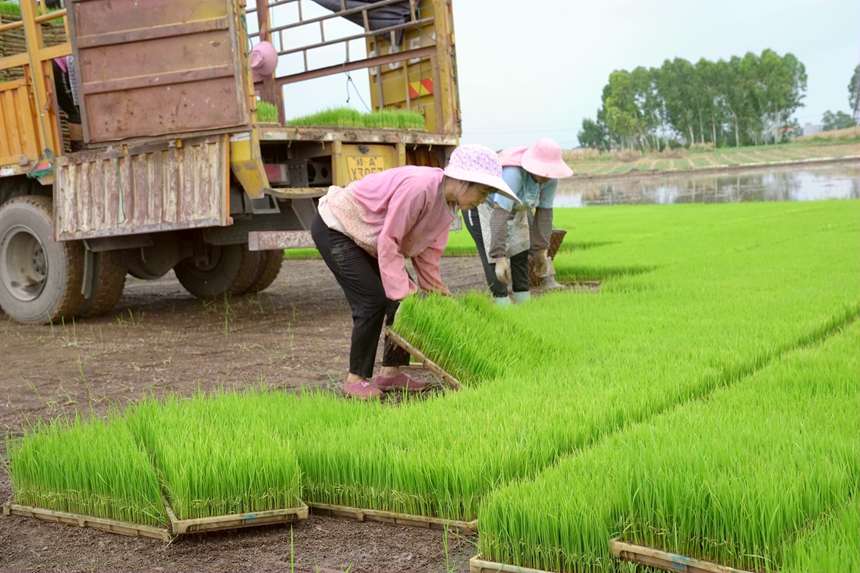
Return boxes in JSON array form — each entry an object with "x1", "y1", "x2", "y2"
[{"x1": 0, "y1": 256, "x2": 489, "y2": 573}]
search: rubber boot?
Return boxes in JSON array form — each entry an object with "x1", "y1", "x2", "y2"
[
  {"x1": 494, "y1": 296, "x2": 512, "y2": 306},
  {"x1": 511, "y1": 291, "x2": 531, "y2": 304},
  {"x1": 540, "y1": 274, "x2": 564, "y2": 290},
  {"x1": 540, "y1": 259, "x2": 564, "y2": 290}
]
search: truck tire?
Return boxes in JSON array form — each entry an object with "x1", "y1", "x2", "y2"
[
  {"x1": 79, "y1": 250, "x2": 126, "y2": 318},
  {"x1": 244, "y1": 249, "x2": 283, "y2": 294},
  {"x1": 229, "y1": 248, "x2": 263, "y2": 295},
  {"x1": 0, "y1": 195, "x2": 84, "y2": 324},
  {"x1": 174, "y1": 244, "x2": 258, "y2": 300}
]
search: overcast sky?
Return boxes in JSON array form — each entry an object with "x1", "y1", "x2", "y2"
[{"x1": 272, "y1": 0, "x2": 860, "y2": 149}]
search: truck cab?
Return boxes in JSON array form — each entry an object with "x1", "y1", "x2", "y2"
[{"x1": 0, "y1": 0, "x2": 460, "y2": 323}]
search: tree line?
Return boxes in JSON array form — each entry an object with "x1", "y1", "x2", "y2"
[
  {"x1": 821, "y1": 64, "x2": 859, "y2": 132},
  {"x1": 578, "y1": 50, "x2": 807, "y2": 150}
]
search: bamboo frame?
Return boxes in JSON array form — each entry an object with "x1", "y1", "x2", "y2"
[
  {"x1": 21, "y1": 1, "x2": 61, "y2": 153},
  {"x1": 0, "y1": 0, "x2": 70, "y2": 165},
  {"x1": 609, "y1": 539, "x2": 755, "y2": 573},
  {"x1": 308, "y1": 502, "x2": 477, "y2": 533},
  {"x1": 2, "y1": 501, "x2": 172, "y2": 542},
  {"x1": 165, "y1": 500, "x2": 309, "y2": 535},
  {"x1": 469, "y1": 555, "x2": 553, "y2": 573},
  {"x1": 384, "y1": 326, "x2": 462, "y2": 390}
]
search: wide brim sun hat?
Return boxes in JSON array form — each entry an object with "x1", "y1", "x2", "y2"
[
  {"x1": 521, "y1": 138, "x2": 574, "y2": 179},
  {"x1": 251, "y1": 41, "x2": 278, "y2": 83},
  {"x1": 443, "y1": 144, "x2": 520, "y2": 204}
]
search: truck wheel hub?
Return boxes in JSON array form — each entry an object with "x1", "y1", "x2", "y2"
[{"x1": 1, "y1": 226, "x2": 48, "y2": 302}]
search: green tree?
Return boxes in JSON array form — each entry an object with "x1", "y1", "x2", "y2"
[
  {"x1": 580, "y1": 49, "x2": 807, "y2": 150},
  {"x1": 850, "y1": 64, "x2": 860, "y2": 114},
  {"x1": 821, "y1": 110, "x2": 856, "y2": 131},
  {"x1": 602, "y1": 70, "x2": 643, "y2": 149},
  {"x1": 655, "y1": 58, "x2": 701, "y2": 145},
  {"x1": 577, "y1": 117, "x2": 609, "y2": 150}
]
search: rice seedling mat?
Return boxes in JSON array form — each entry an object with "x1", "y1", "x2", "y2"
[
  {"x1": 2, "y1": 501, "x2": 172, "y2": 542},
  {"x1": 384, "y1": 327, "x2": 462, "y2": 390},
  {"x1": 308, "y1": 502, "x2": 477, "y2": 533},
  {"x1": 164, "y1": 500, "x2": 309, "y2": 536},
  {"x1": 610, "y1": 539, "x2": 755, "y2": 573},
  {"x1": 469, "y1": 555, "x2": 554, "y2": 573}
]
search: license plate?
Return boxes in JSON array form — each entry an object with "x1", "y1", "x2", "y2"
[{"x1": 347, "y1": 155, "x2": 386, "y2": 180}]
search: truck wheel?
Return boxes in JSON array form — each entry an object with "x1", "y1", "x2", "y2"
[
  {"x1": 79, "y1": 251, "x2": 127, "y2": 318},
  {"x1": 174, "y1": 244, "x2": 257, "y2": 299},
  {"x1": 229, "y1": 247, "x2": 263, "y2": 295},
  {"x1": 0, "y1": 196, "x2": 84, "y2": 324},
  {"x1": 244, "y1": 250, "x2": 283, "y2": 294}
]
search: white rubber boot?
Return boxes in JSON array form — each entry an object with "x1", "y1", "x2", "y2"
[
  {"x1": 494, "y1": 296, "x2": 512, "y2": 306},
  {"x1": 511, "y1": 291, "x2": 531, "y2": 304}
]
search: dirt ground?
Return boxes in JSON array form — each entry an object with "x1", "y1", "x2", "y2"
[{"x1": 0, "y1": 256, "x2": 489, "y2": 573}]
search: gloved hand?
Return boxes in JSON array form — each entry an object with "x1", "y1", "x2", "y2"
[
  {"x1": 533, "y1": 249, "x2": 549, "y2": 277},
  {"x1": 495, "y1": 257, "x2": 511, "y2": 285}
]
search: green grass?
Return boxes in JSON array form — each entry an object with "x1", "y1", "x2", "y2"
[
  {"x1": 286, "y1": 107, "x2": 425, "y2": 130},
  {"x1": 6, "y1": 200, "x2": 860, "y2": 567}
]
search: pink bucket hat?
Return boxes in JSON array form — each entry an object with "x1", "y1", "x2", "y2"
[
  {"x1": 443, "y1": 144, "x2": 519, "y2": 203},
  {"x1": 250, "y1": 41, "x2": 278, "y2": 83},
  {"x1": 520, "y1": 138, "x2": 573, "y2": 179}
]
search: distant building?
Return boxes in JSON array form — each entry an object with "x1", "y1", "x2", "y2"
[{"x1": 802, "y1": 123, "x2": 822, "y2": 137}]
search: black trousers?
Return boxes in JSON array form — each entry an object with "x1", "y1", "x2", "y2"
[
  {"x1": 311, "y1": 214, "x2": 410, "y2": 379},
  {"x1": 463, "y1": 208, "x2": 529, "y2": 297}
]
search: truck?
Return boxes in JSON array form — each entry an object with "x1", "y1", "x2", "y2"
[{"x1": 0, "y1": 0, "x2": 460, "y2": 323}]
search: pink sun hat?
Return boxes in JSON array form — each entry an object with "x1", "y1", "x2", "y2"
[
  {"x1": 250, "y1": 41, "x2": 278, "y2": 83},
  {"x1": 517, "y1": 138, "x2": 574, "y2": 179},
  {"x1": 443, "y1": 144, "x2": 519, "y2": 204}
]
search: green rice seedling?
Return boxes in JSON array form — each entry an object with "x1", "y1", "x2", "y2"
[
  {"x1": 7, "y1": 414, "x2": 167, "y2": 527},
  {"x1": 286, "y1": 107, "x2": 425, "y2": 130},
  {"x1": 478, "y1": 320, "x2": 860, "y2": 572},
  {"x1": 9, "y1": 200, "x2": 860, "y2": 552},
  {"x1": 781, "y1": 501, "x2": 860, "y2": 573},
  {"x1": 393, "y1": 293, "x2": 552, "y2": 384},
  {"x1": 256, "y1": 100, "x2": 280, "y2": 123},
  {"x1": 0, "y1": 1, "x2": 21, "y2": 17},
  {"x1": 127, "y1": 391, "x2": 303, "y2": 520}
]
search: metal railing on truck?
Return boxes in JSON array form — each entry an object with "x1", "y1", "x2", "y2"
[{"x1": 247, "y1": 0, "x2": 461, "y2": 136}]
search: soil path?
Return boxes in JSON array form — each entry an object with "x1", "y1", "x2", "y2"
[{"x1": 1, "y1": 257, "x2": 488, "y2": 573}]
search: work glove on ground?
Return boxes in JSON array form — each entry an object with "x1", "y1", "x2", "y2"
[{"x1": 495, "y1": 257, "x2": 512, "y2": 285}]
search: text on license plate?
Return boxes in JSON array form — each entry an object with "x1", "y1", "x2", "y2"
[{"x1": 347, "y1": 156, "x2": 386, "y2": 180}]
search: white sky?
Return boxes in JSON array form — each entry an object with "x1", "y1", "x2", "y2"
[{"x1": 264, "y1": 0, "x2": 860, "y2": 148}]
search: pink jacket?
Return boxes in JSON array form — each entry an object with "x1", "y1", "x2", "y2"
[{"x1": 323, "y1": 166, "x2": 453, "y2": 300}]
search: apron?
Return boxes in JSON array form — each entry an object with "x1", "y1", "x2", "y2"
[{"x1": 477, "y1": 201, "x2": 531, "y2": 261}]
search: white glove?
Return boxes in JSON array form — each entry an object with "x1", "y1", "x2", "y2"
[
  {"x1": 495, "y1": 257, "x2": 511, "y2": 285},
  {"x1": 533, "y1": 249, "x2": 549, "y2": 277}
]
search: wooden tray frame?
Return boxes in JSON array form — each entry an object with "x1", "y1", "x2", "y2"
[
  {"x1": 165, "y1": 500, "x2": 309, "y2": 535},
  {"x1": 308, "y1": 501, "x2": 476, "y2": 533},
  {"x1": 384, "y1": 327, "x2": 462, "y2": 390},
  {"x1": 2, "y1": 501, "x2": 172, "y2": 542}
]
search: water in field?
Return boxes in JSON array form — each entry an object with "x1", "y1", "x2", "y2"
[{"x1": 555, "y1": 161, "x2": 860, "y2": 207}]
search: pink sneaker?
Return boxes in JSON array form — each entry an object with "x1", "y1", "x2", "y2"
[
  {"x1": 342, "y1": 379, "x2": 382, "y2": 400},
  {"x1": 373, "y1": 372, "x2": 431, "y2": 393}
]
